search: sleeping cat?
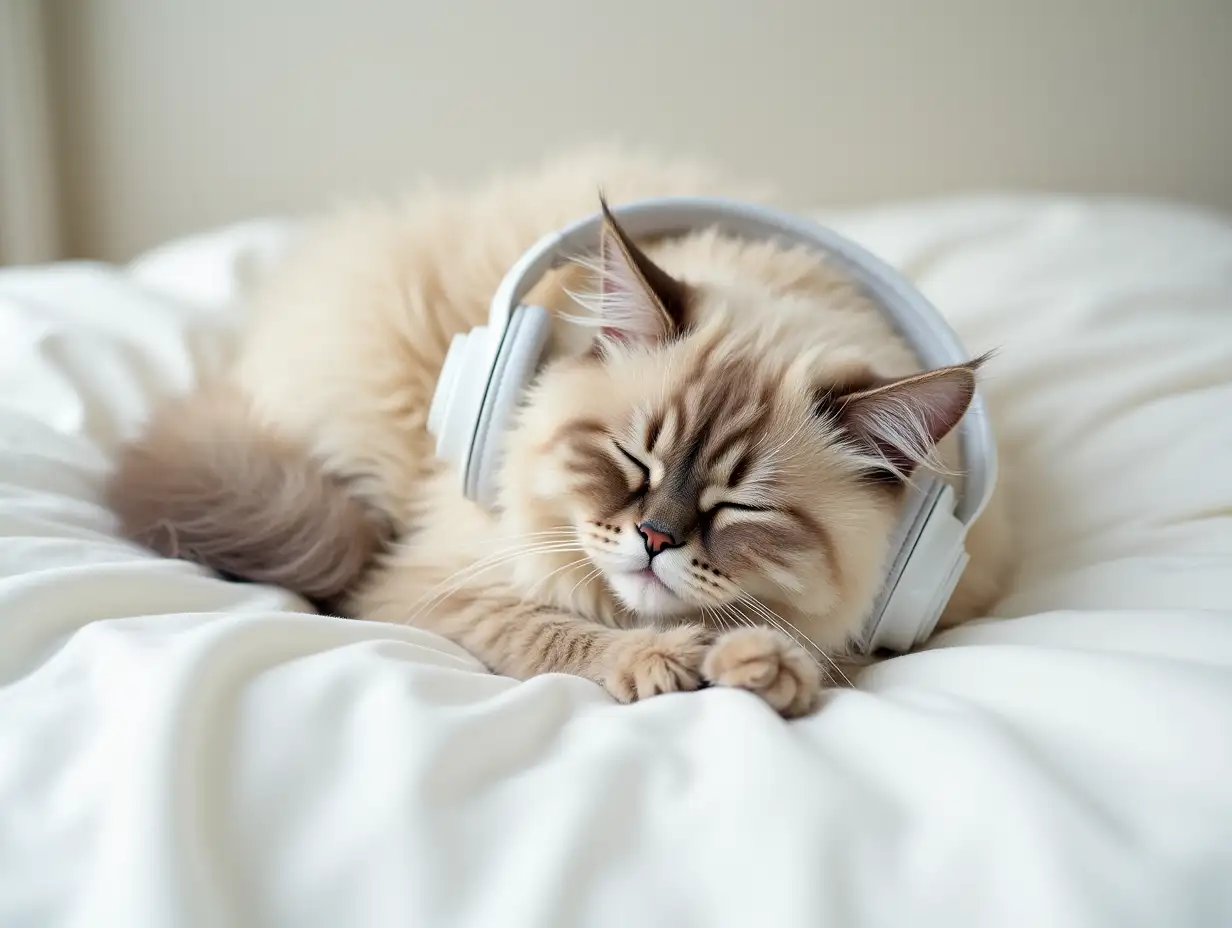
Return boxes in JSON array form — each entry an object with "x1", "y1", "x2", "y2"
[{"x1": 106, "y1": 149, "x2": 1012, "y2": 717}]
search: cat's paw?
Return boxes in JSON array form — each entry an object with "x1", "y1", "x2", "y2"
[
  {"x1": 602, "y1": 626, "x2": 711, "y2": 703},
  {"x1": 703, "y1": 627, "x2": 823, "y2": 718}
]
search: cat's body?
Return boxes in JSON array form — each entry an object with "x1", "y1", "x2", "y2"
[{"x1": 108, "y1": 150, "x2": 1012, "y2": 716}]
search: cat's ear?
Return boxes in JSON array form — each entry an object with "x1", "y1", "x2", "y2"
[
  {"x1": 593, "y1": 195, "x2": 689, "y2": 345},
  {"x1": 822, "y1": 359, "x2": 985, "y2": 479}
]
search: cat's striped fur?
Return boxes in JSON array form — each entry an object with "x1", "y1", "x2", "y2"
[{"x1": 107, "y1": 150, "x2": 1012, "y2": 716}]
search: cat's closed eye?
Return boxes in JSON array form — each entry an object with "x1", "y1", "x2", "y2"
[
  {"x1": 615, "y1": 444, "x2": 650, "y2": 493},
  {"x1": 708, "y1": 501, "x2": 770, "y2": 515}
]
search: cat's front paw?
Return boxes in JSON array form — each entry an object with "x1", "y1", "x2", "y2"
[
  {"x1": 602, "y1": 626, "x2": 711, "y2": 703},
  {"x1": 703, "y1": 627, "x2": 823, "y2": 718}
]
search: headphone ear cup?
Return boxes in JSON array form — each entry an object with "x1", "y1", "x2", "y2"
[
  {"x1": 863, "y1": 476, "x2": 965, "y2": 652},
  {"x1": 428, "y1": 325, "x2": 496, "y2": 484},
  {"x1": 466, "y1": 305, "x2": 553, "y2": 508}
]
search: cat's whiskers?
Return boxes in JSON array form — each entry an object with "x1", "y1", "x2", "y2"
[
  {"x1": 736, "y1": 597, "x2": 822, "y2": 670},
  {"x1": 524, "y1": 555, "x2": 593, "y2": 600},
  {"x1": 403, "y1": 541, "x2": 584, "y2": 622},
  {"x1": 400, "y1": 538, "x2": 586, "y2": 627},
  {"x1": 735, "y1": 591, "x2": 852, "y2": 688},
  {"x1": 401, "y1": 548, "x2": 585, "y2": 630},
  {"x1": 740, "y1": 605, "x2": 833, "y2": 682},
  {"x1": 714, "y1": 602, "x2": 749, "y2": 634},
  {"x1": 490, "y1": 529, "x2": 580, "y2": 544},
  {"x1": 610, "y1": 597, "x2": 641, "y2": 630},
  {"x1": 447, "y1": 535, "x2": 582, "y2": 585},
  {"x1": 566, "y1": 565, "x2": 603, "y2": 605},
  {"x1": 701, "y1": 604, "x2": 729, "y2": 635}
]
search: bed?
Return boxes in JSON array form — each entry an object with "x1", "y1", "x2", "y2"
[{"x1": 1, "y1": 195, "x2": 1230, "y2": 927}]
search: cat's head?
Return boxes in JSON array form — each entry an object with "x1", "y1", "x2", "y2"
[{"x1": 499, "y1": 199, "x2": 979, "y2": 649}]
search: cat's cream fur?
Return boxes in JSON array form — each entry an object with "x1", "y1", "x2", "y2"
[{"x1": 107, "y1": 149, "x2": 1012, "y2": 717}]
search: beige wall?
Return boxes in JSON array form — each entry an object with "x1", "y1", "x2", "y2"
[{"x1": 38, "y1": 0, "x2": 1232, "y2": 261}]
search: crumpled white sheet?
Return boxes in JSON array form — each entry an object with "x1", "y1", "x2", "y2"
[{"x1": 1, "y1": 198, "x2": 1231, "y2": 928}]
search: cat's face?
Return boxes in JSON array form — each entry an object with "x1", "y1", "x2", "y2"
[
  {"x1": 501, "y1": 199, "x2": 978, "y2": 648},
  {"x1": 548, "y1": 335, "x2": 881, "y2": 624}
]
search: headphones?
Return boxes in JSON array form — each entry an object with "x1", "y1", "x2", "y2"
[{"x1": 428, "y1": 197, "x2": 997, "y2": 654}]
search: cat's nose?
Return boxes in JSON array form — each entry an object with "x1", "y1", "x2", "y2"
[{"x1": 637, "y1": 521, "x2": 678, "y2": 558}]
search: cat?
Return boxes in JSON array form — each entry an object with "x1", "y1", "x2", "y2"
[{"x1": 106, "y1": 148, "x2": 1013, "y2": 717}]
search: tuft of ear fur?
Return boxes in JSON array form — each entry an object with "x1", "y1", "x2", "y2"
[
  {"x1": 822, "y1": 356, "x2": 989, "y2": 480},
  {"x1": 566, "y1": 194, "x2": 690, "y2": 349},
  {"x1": 105, "y1": 383, "x2": 390, "y2": 610}
]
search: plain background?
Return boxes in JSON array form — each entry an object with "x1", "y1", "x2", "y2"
[{"x1": 12, "y1": 0, "x2": 1232, "y2": 262}]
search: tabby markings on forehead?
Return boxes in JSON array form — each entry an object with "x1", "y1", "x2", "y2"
[
  {"x1": 644, "y1": 409, "x2": 664, "y2": 452},
  {"x1": 569, "y1": 418, "x2": 610, "y2": 439},
  {"x1": 539, "y1": 417, "x2": 608, "y2": 455},
  {"x1": 649, "y1": 364, "x2": 776, "y2": 488}
]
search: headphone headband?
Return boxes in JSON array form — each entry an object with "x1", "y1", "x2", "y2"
[
  {"x1": 484, "y1": 197, "x2": 995, "y2": 524},
  {"x1": 429, "y1": 195, "x2": 998, "y2": 653}
]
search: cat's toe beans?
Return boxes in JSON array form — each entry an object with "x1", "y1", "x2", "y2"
[
  {"x1": 603, "y1": 626, "x2": 710, "y2": 703},
  {"x1": 703, "y1": 626, "x2": 823, "y2": 718}
]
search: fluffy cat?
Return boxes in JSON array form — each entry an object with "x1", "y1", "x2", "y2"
[{"x1": 107, "y1": 149, "x2": 1012, "y2": 717}]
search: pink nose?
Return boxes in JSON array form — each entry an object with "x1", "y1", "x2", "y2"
[{"x1": 637, "y1": 521, "x2": 677, "y2": 556}]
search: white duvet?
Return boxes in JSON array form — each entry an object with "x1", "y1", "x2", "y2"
[{"x1": 2, "y1": 196, "x2": 1231, "y2": 928}]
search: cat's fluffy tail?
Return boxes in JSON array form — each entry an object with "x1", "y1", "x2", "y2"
[{"x1": 106, "y1": 383, "x2": 387, "y2": 608}]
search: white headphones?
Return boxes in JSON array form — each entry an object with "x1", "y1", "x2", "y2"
[{"x1": 428, "y1": 197, "x2": 997, "y2": 654}]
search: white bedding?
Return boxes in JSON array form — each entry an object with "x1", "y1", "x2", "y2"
[{"x1": 2, "y1": 197, "x2": 1231, "y2": 928}]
